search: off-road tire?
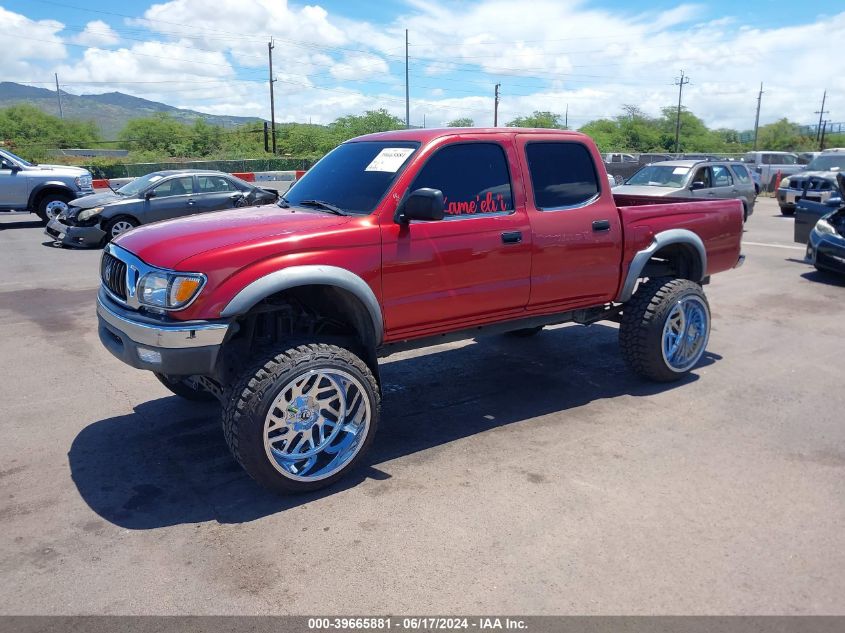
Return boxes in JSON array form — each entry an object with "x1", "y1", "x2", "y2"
[
  {"x1": 222, "y1": 343, "x2": 380, "y2": 494},
  {"x1": 35, "y1": 193, "x2": 72, "y2": 224},
  {"x1": 155, "y1": 373, "x2": 217, "y2": 402},
  {"x1": 619, "y1": 277, "x2": 710, "y2": 382}
]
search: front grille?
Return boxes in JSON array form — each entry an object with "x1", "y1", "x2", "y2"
[{"x1": 101, "y1": 252, "x2": 127, "y2": 300}]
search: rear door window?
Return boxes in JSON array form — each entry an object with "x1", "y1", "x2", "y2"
[
  {"x1": 198, "y1": 175, "x2": 239, "y2": 193},
  {"x1": 730, "y1": 164, "x2": 751, "y2": 183},
  {"x1": 525, "y1": 142, "x2": 600, "y2": 209},
  {"x1": 409, "y1": 142, "x2": 513, "y2": 217},
  {"x1": 711, "y1": 165, "x2": 733, "y2": 186}
]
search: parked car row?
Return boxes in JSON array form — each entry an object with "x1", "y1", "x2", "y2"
[
  {"x1": 776, "y1": 149, "x2": 845, "y2": 215},
  {"x1": 612, "y1": 158, "x2": 757, "y2": 221},
  {"x1": 43, "y1": 169, "x2": 279, "y2": 248},
  {"x1": 794, "y1": 172, "x2": 845, "y2": 277}
]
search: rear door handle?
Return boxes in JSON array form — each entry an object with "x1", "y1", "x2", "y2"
[
  {"x1": 501, "y1": 231, "x2": 522, "y2": 244},
  {"x1": 187, "y1": 198, "x2": 196, "y2": 205},
  {"x1": 592, "y1": 220, "x2": 611, "y2": 232}
]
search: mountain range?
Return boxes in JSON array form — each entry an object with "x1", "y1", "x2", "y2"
[{"x1": 0, "y1": 82, "x2": 262, "y2": 137}]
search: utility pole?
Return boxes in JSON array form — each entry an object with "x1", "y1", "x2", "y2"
[
  {"x1": 753, "y1": 82, "x2": 763, "y2": 150},
  {"x1": 55, "y1": 73, "x2": 63, "y2": 119},
  {"x1": 814, "y1": 90, "x2": 829, "y2": 141},
  {"x1": 565, "y1": 103, "x2": 568, "y2": 130},
  {"x1": 674, "y1": 70, "x2": 690, "y2": 153},
  {"x1": 494, "y1": 83, "x2": 500, "y2": 126},
  {"x1": 820, "y1": 120, "x2": 829, "y2": 151},
  {"x1": 405, "y1": 29, "x2": 410, "y2": 129},
  {"x1": 263, "y1": 121, "x2": 269, "y2": 153},
  {"x1": 268, "y1": 38, "x2": 277, "y2": 153}
]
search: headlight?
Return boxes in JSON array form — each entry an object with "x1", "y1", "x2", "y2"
[
  {"x1": 138, "y1": 271, "x2": 205, "y2": 310},
  {"x1": 77, "y1": 206, "x2": 104, "y2": 222},
  {"x1": 779, "y1": 177, "x2": 790, "y2": 188},
  {"x1": 814, "y1": 219, "x2": 836, "y2": 236},
  {"x1": 75, "y1": 175, "x2": 92, "y2": 189}
]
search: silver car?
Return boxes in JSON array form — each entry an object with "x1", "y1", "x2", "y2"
[{"x1": 613, "y1": 160, "x2": 757, "y2": 221}]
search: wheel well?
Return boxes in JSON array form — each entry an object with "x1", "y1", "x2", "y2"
[
  {"x1": 640, "y1": 243, "x2": 703, "y2": 282},
  {"x1": 105, "y1": 214, "x2": 139, "y2": 226},
  {"x1": 31, "y1": 186, "x2": 72, "y2": 209},
  {"x1": 218, "y1": 284, "x2": 379, "y2": 383}
]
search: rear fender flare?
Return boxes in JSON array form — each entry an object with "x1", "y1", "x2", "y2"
[
  {"x1": 617, "y1": 229, "x2": 707, "y2": 303},
  {"x1": 220, "y1": 265, "x2": 384, "y2": 345}
]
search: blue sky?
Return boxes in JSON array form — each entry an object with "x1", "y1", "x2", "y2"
[{"x1": 3, "y1": 0, "x2": 842, "y2": 131}]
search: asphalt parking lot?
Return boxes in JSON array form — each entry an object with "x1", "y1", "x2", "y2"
[{"x1": 1, "y1": 196, "x2": 843, "y2": 615}]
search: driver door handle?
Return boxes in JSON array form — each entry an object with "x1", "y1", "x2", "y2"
[{"x1": 187, "y1": 198, "x2": 196, "y2": 205}]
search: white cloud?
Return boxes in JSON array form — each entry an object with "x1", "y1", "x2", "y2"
[
  {"x1": 330, "y1": 53, "x2": 389, "y2": 81},
  {"x1": 5, "y1": 0, "x2": 844, "y2": 133},
  {"x1": 71, "y1": 20, "x2": 119, "y2": 47}
]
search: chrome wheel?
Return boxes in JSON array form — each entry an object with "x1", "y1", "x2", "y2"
[
  {"x1": 263, "y1": 368, "x2": 371, "y2": 482},
  {"x1": 661, "y1": 295, "x2": 709, "y2": 372},
  {"x1": 110, "y1": 220, "x2": 135, "y2": 238},
  {"x1": 44, "y1": 199, "x2": 68, "y2": 220}
]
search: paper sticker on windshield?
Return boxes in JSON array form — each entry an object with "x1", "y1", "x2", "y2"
[
  {"x1": 672, "y1": 167, "x2": 690, "y2": 175},
  {"x1": 365, "y1": 148, "x2": 414, "y2": 173}
]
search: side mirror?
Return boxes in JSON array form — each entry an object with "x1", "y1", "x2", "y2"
[
  {"x1": 144, "y1": 190, "x2": 156, "y2": 200},
  {"x1": 690, "y1": 181, "x2": 706, "y2": 191},
  {"x1": 395, "y1": 188, "x2": 445, "y2": 223}
]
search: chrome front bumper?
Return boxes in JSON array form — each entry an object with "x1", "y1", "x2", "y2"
[{"x1": 97, "y1": 290, "x2": 232, "y2": 375}]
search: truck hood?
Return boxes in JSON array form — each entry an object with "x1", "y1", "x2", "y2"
[
  {"x1": 24, "y1": 164, "x2": 90, "y2": 176},
  {"x1": 794, "y1": 170, "x2": 841, "y2": 180},
  {"x1": 114, "y1": 205, "x2": 352, "y2": 269},
  {"x1": 612, "y1": 185, "x2": 679, "y2": 197}
]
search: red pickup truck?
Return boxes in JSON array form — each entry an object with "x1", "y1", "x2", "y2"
[{"x1": 96, "y1": 128, "x2": 744, "y2": 493}]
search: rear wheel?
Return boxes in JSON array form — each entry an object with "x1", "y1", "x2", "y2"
[
  {"x1": 780, "y1": 207, "x2": 795, "y2": 216},
  {"x1": 104, "y1": 216, "x2": 139, "y2": 241},
  {"x1": 222, "y1": 343, "x2": 380, "y2": 494},
  {"x1": 619, "y1": 278, "x2": 711, "y2": 382},
  {"x1": 36, "y1": 193, "x2": 71, "y2": 224}
]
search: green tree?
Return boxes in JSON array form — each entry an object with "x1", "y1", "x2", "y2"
[
  {"x1": 187, "y1": 118, "x2": 224, "y2": 156},
  {"x1": 506, "y1": 111, "x2": 564, "y2": 129},
  {"x1": 447, "y1": 117, "x2": 474, "y2": 127},
  {"x1": 329, "y1": 109, "x2": 405, "y2": 141},
  {"x1": 0, "y1": 104, "x2": 100, "y2": 161},
  {"x1": 118, "y1": 113, "x2": 191, "y2": 155},
  {"x1": 755, "y1": 118, "x2": 813, "y2": 151}
]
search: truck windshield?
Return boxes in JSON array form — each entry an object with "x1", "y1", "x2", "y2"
[
  {"x1": 0, "y1": 148, "x2": 32, "y2": 167},
  {"x1": 626, "y1": 165, "x2": 689, "y2": 188},
  {"x1": 283, "y1": 141, "x2": 419, "y2": 215},
  {"x1": 807, "y1": 155, "x2": 845, "y2": 172}
]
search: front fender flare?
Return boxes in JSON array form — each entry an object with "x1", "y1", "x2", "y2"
[
  {"x1": 617, "y1": 228, "x2": 707, "y2": 303},
  {"x1": 220, "y1": 265, "x2": 384, "y2": 345}
]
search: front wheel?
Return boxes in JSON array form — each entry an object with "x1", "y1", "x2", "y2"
[
  {"x1": 222, "y1": 343, "x2": 380, "y2": 494},
  {"x1": 104, "y1": 216, "x2": 139, "y2": 241},
  {"x1": 36, "y1": 193, "x2": 72, "y2": 224},
  {"x1": 619, "y1": 278, "x2": 711, "y2": 382},
  {"x1": 780, "y1": 207, "x2": 795, "y2": 216}
]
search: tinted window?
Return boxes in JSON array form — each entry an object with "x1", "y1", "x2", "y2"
[
  {"x1": 711, "y1": 165, "x2": 733, "y2": 186},
  {"x1": 730, "y1": 164, "x2": 751, "y2": 183},
  {"x1": 285, "y1": 141, "x2": 418, "y2": 215},
  {"x1": 692, "y1": 167, "x2": 712, "y2": 188},
  {"x1": 410, "y1": 143, "x2": 512, "y2": 216},
  {"x1": 153, "y1": 176, "x2": 194, "y2": 197},
  {"x1": 526, "y1": 142, "x2": 599, "y2": 209},
  {"x1": 198, "y1": 175, "x2": 238, "y2": 193}
]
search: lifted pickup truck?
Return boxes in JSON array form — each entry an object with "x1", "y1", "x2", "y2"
[{"x1": 96, "y1": 128, "x2": 745, "y2": 494}]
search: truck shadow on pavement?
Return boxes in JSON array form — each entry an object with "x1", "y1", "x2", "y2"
[
  {"x1": 69, "y1": 323, "x2": 719, "y2": 529},
  {"x1": 801, "y1": 270, "x2": 845, "y2": 287}
]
